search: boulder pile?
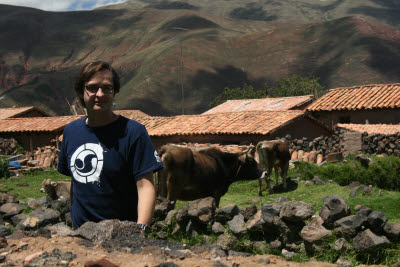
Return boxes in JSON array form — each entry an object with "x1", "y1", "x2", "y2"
[{"x1": 0, "y1": 191, "x2": 398, "y2": 265}]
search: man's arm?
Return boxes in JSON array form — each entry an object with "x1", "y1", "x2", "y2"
[{"x1": 136, "y1": 172, "x2": 156, "y2": 226}]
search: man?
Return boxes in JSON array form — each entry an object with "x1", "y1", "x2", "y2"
[{"x1": 58, "y1": 61, "x2": 163, "y2": 235}]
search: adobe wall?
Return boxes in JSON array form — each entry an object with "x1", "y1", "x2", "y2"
[
  {"x1": 0, "y1": 132, "x2": 60, "y2": 152},
  {"x1": 271, "y1": 116, "x2": 332, "y2": 140},
  {"x1": 310, "y1": 108, "x2": 400, "y2": 128}
]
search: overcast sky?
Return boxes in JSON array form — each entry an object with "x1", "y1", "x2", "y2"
[{"x1": 0, "y1": 0, "x2": 127, "y2": 11}]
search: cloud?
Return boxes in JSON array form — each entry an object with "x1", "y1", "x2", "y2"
[{"x1": 0, "y1": 0, "x2": 127, "y2": 11}]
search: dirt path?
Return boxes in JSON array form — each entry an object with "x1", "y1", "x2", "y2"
[{"x1": 3, "y1": 236, "x2": 338, "y2": 267}]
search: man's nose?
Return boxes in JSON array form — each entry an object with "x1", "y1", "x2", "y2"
[{"x1": 96, "y1": 88, "x2": 105, "y2": 96}]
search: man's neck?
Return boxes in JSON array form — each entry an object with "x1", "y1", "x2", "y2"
[{"x1": 86, "y1": 110, "x2": 118, "y2": 127}]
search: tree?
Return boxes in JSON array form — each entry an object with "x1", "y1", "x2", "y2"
[
  {"x1": 268, "y1": 74, "x2": 325, "y2": 98},
  {"x1": 209, "y1": 84, "x2": 267, "y2": 107}
]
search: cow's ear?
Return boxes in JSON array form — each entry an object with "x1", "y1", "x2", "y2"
[{"x1": 51, "y1": 181, "x2": 57, "y2": 186}]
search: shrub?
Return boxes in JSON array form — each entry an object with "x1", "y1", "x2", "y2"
[
  {"x1": 293, "y1": 156, "x2": 400, "y2": 191},
  {"x1": 0, "y1": 156, "x2": 10, "y2": 179}
]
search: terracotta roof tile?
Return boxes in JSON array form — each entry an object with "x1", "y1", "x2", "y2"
[
  {"x1": 307, "y1": 83, "x2": 400, "y2": 111},
  {"x1": 336, "y1": 123, "x2": 400, "y2": 135},
  {"x1": 136, "y1": 111, "x2": 306, "y2": 136},
  {"x1": 114, "y1": 110, "x2": 149, "y2": 120},
  {"x1": 0, "y1": 106, "x2": 48, "y2": 120},
  {"x1": 202, "y1": 95, "x2": 313, "y2": 114},
  {"x1": 0, "y1": 116, "x2": 83, "y2": 133}
]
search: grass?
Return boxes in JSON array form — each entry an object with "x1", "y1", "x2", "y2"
[{"x1": 0, "y1": 169, "x2": 70, "y2": 200}]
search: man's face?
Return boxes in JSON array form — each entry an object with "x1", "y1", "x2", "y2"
[{"x1": 81, "y1": 69, "x2": 114, "y2": 113}]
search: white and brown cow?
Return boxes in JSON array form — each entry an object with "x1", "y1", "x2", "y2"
[
  {"x1": 255, "y1": 140, "x2": 291, "y2": 195},
  {"x1": 155, "y1": 144, "x2": 262, "y2": 207}
]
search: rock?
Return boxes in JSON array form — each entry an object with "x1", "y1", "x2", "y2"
[
  {"x1": 165, "y1": 210, "x2": 178, "y2": 226},
  {"x1": 84, "y1": 258, "x2": 119, "y2": 267},
  {"x1": 362, "y1": 185, "x2": 373, "y2": 195},
  {"x1": 77, "y1": 220, "x2": 142, "y2": 244},
  {"x1": 312, "y1": 176, "x2": 325, "y2": 185},
  {"x1": 45, "y1": 223, "x2": 77, "y2": 237},
  {"x1": 300, "y1": 217, "x2": 331, "y2": 243},
  {"x1": 216, "y1": 232, "x2": 238, "y2": 250},
  {"x1": 304, "y1": 180, "x2": 314, "y2": 186},
  {"x1": 227, "y1": 214, "x2": 246, "y2": 235},
  {"x1": 253, "y1": 241, "x2": 267, "y2": 253},
  {"x1": 300, "y1": 217, "x2": 331, "y2": 253},
  {"x1": 26, "y1": 196, "x2": 48, "y2": 209},
  {"x1": 0, "y1": 237, "x2": 7, "y2": 249},
  {"x1": 244, "y1": 210, "x2": 264, "y2": 231},
  {"x1": 331, "y1": 237, "x2": 352, "y2": 251},
  {"x1": 367, "y1": 211, "x2": 388, "y2": 234},
  {"x1": 269, "y1": 239, "x2": 282, "y2": 250},
  {"x1": 353, "y1": 229, "x2": 391, "y2": 252},
  {"x1": 316, "y1": 154, "x2": 323, "y2": 164},
  {"x1": 0, "y1": 203, "x2": 24, "y2": 218},
  {"x1": 280, "y1": 201, "x2": 315, "y2": 222},
  {"x1": 10, "y1": 214, "x2": 30, "y2": 227},
  {"x1": 0, "y1": 225, "x2": 11, "y2": 237},
  {"x1": 16, "y1": 216, "x2": 40, "y2": 231},
  {"x1": 346, "y1": 181, "x2": 361, "y2": 190},
  {"x1": 176, "y1": 197, "x2": 216, "y2": 226},
  {"x1": 278, "y1": 220, "x2": 304, "y2": 244},
  {"x1": 281, "y1": 249, "x2": 296, "y2": 259},
  {"x1": 349, "y1": 187, "x2": 360, "y2": 198},
  {"x1": 319, "y1": 195, "x2": 350, "y2": 228},
  {"x1": 275, "y1": 196, "x2": 289, "y2": 203},
  {"x1": 24, "y1": 251, "x2": 44, "y2": 265},
  {"x1": 31, "y1": 207, "x2": 61, "y2": 227},
  {"x1": 334, "y1": 215, "x2": 361, "y2": 237},
  {"x1": 154, "y1": 197, "x2": 175, "y2": 222},
  {"x1": 211, "y1": 222, "x2": 225, "y2": 234},
  {"x1": 30, "y1": 248, "x2": 77, "y2": 266},
  {"x1": 215, "y1": 204, "x2": 240, "y2": 223},
  {"x1": 383, "y1": 222, "x2": 400, "y2": 242},
  {"x1": 261, "y1": 204, "x2": 282, "y2": 225},
  {"x1": 0, "y1": 193, "x2": 18, "y2": 205},
  {"x1": 355, "y1": 205, "x2": 369, "y2": 211},
  {"x1": 240, "y1": 205, "x2": 257, "y2": 221},
  {"x1": 336, "y1": 256, "x2": 352, "y2": 267}
]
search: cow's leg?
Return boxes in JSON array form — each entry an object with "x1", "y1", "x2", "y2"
[
  {"x1": 274, "y1": 165, "x2": 279, "y2": 186},
  {"x1": 281, "y1": 161, "x2": 289, "y2": 189},
  {"x1": 166, "y1": 173, "x2": 178, "y2": 203},
  {"x1": 258, "y1": 171, "x2": 267, "y2": 196},
  {"x1": 266, "y1": 166, "x2": 273, "y2": 194}
]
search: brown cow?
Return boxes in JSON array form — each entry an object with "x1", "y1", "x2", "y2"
[
  {"x1": 155, "y1": 144, "x2": 262, "y2": 207},
  {"x1": 255, "y1": 140, "x2": 290, "y2": 195}
]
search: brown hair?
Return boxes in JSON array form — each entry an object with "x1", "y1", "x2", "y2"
[{"x1": 74, "y1": 61, "x2": 120, "y2": 107}]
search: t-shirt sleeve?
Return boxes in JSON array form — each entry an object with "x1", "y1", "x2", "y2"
[
  {"x1": 57, "y1": 129, "x2": 71, "y2": 176},
  {"x1": 131, "y1": 127, "x2": 163, "y2": 180}
]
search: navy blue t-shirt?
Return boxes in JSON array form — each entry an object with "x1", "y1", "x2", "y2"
[{"x1": 57, "y1": 116, "x2": 163, "y2": 228}]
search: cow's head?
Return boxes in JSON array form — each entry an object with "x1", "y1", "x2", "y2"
[{"x1": 236, "y1": 147, "x2": 263, "y2": 181}]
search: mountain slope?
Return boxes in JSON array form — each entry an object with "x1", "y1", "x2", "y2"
[{"x1": 0, "y1": 3, "x2": 399, "y2": 116}]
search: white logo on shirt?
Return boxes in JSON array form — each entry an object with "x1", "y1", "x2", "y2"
[
  {"x1": 154, "y1": 151, "x2": 161, "y2": 163},
  {"x1": 70, "y1": 143, "x2": 103, "y2": 184}
]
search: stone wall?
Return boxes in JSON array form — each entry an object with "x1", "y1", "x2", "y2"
[{"x1": 361, "y1": 132, "x2": 400, "y2": 156}]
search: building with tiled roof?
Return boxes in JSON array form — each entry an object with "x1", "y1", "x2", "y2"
[
  {"x1": 135, "y1": 111, "x2": 332, "y2": 147},
  {"x1": 336, "y1": 123, "x2": 400, "y2": 135},
  {"x1": 203, "y1": 95, "x2": 313, "y2": 115},
  {"x1": 0, "y1": 106, "x2": 49, "y2": 120},
  {"x1": 307, "y1": 84, "x2": 400, "y2": 126},
  {"x1": 0, "y1": 116, "x2": 83, "y2": 150},
  {"x1": 114, "y1": 110, "x2": 149, "y2": 120}
]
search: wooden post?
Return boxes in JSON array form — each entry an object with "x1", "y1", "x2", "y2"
[{"x1": 56, "y1": 135, "x2": 59, "y2": 151}]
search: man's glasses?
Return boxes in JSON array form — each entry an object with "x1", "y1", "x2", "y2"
[{"x1": 85, "y1": 84, "x2": 114, "y2": 94}]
